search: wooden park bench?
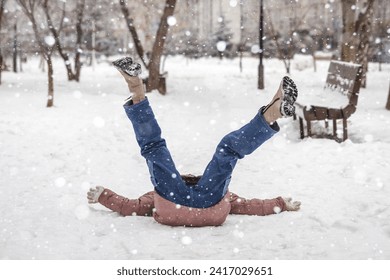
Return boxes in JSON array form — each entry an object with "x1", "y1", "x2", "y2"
[{"x1": 293, "y1": 60, "x2": 363, "y2": 142}]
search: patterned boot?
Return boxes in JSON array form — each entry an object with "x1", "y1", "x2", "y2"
[
  {"x1": 112, "y1": 57, "x2": 142, "y2": 77},
  {"x1": 262, "y1": 76, "x2": 298, "y2": 121},
  {"x1": 113, "y1": 57, "x2": 144, "y2": 103}
]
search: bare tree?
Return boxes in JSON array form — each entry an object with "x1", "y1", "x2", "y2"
[
  {"x1": 0, "y1": 0, "x2": 6, "y2": 85},
  {"x1": 354, "y1": 0, "x2": 375, "y2": 88},
  {"x1": 341, "y1": 0, "x2": 375, "y2": 87},
  {"x1": 341, "y1": 0, "x2": 357, "y2": 62},
  {"x1": 266, "y1": 4, "x2": 313, "y2": 74},
  {"x1": 17, "y1": 0, "x2": 56, "y2": 107},
  {"x1": 43, "y1": 0, "x2": 86, "y2": 81},
  {"x1": 119, "y1": 0, "x2": 147, "y2": 68},
  {"x1": 119, "y1": 0, "x2": 177, "y2": 94}
]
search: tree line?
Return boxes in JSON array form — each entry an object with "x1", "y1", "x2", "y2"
[{"x1": 0, "y1": 0, "x2": 389, "y2": 108}]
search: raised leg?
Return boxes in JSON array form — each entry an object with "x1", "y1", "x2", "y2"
[
  {"x1": 123, "y1": 98, "x2": 190, "y2": 205},
  {"x1": 195, "y1": 112, "x2": 280, "y2": 208},
  {"x1": 193, "y1": 76, "x2": 298, "y2": 208}
]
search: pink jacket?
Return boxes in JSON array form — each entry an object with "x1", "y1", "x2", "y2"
[{"x1": 98, "y1": 189, "x2": 287, "y2": 227}]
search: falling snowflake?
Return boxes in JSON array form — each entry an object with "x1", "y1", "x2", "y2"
[
  {"x1": 251, "y1": 44, "x2": 260, "y2": 54},
  {"x1": 55, "y1": 177, "x2": 66, "y2": 188},
  {"x1": 181, "y1": 236, "x2": 192, "y2": 245},
  {"x1": 375, "y1": 178, "x2": 384, "y2": 189},
  {"x1": 233, "y1": 230, "x2": 244, "y2": 238},
  {"x1": 229, "y1": 0, "x2": 238, "y2": 7},
  {"x1": 44, "y1": 36, "x2": 55, "y2": 46},
  {"x1": 167, "y1": 16, "x2": 177, "y2": 26},
  {"x1": 216, "y1": 41, "x2": 227, "y2": 52},
  {"x1": 273, "y1": 206, "x2": 281, "y2": 214}
]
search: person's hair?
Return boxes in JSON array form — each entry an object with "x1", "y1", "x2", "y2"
[{"x1": 180, "y1": 174, "x2": 201, "y2": 185}]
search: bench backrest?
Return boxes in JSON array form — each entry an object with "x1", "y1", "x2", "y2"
[{"x1": 325, "y1": 61, "x2": 363, "y2": 106}]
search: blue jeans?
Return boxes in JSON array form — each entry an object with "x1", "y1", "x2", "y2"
[{"x1": 124, "y1": 98, "x2": 279, "y2": 208}]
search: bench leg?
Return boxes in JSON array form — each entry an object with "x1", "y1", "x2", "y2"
[
  {"x1": 333, "y1": 119, "x2": 337, "y2": 138},
  {"x1": 307, "y1": 120, "x2": 312, "y2": 137},
  {"x1": 342, "y1": 118, "x2": 348, "y2": 141},
  {"x1": 158, "y1": 77, "x2": 167, "y2": 95},
  {"x1": 299, "y1": 117, "x2": 304, "y2": 139}
]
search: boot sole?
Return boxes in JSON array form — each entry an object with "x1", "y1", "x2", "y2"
[
  {"x1": 113, "y1": 57, "x2": 142, "y2": 77},
  {"x1": 281, "y1": 76, "x2": 298, "y2": 117}
]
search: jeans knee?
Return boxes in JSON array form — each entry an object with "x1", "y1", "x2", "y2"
[
  {"x1": 146, "y1": 160, "x2": 158, "y2": 187},
  {"x1": 217, "y1": 136, "x2": 243, "y2": 159},
  {"x1": 141, "y1": 139, "x2": 167, "y2": 158}
]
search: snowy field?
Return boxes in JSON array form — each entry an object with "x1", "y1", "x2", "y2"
[{"x1": 0, "y1": 55, "x2": 389, "y2": 260}]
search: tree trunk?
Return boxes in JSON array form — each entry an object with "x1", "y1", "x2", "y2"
[
  {"x1": 341, "y1": 0, "x2": 357, "y2": 62},
  {"x1": 43, "y1": 0, "x2": 75, "y2": 81},
  {"x1": 18, "y1": 0, "x2": 56, "y2": 107},
  {"x1": 13, "y1": 23, "x2": 17, "y2": 73},
  {"x1": 266, "y1": 9, "x2": 291, "y2": 74},
  {"x1": 147, "y1": 0, "x2": 177, "y2": 93},
  {"x1": 354, "y1": 0, "x2": 375, "y2": 88},
  {"x1": 73, "y1": 0, "x2": 85, "y2": 82},
  {"x1": 386, "y1": 81, "x2": 390, "y2": 110},
  {"x1": 46, "y1": 55, "x2": 54, "y2": 107}
]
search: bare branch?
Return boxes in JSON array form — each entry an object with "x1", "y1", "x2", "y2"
[{"x1": 119, "y1": 0, "x2": 147, "y2": 68}]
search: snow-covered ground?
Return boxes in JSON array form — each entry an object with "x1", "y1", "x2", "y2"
[{"x1": 0, "y1": 55, "x2": 389, "y2": 260}]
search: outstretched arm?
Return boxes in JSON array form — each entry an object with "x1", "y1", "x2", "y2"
[
  {"x1": 87, "y1": 186, "x2": 155, "y2": 217},
  {"x1": 228, "y1": 192, "x2": 300, "y2": 216}
]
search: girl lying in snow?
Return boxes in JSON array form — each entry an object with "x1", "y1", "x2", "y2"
[{"x1": 87, "y1": 57, "x2": 301, "y2": 227}]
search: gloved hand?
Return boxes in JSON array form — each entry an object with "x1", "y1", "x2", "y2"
[
  {"x1": 283, "y1": 197, "x2": 301, "y2": 211},
  {"x1": 87, "y1": 186, "x2": 105, "y2": 204}
]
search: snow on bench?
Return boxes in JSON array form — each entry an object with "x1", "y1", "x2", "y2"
[{"x1": 294, "y1": 60, "x2": 363, "y2": 142}]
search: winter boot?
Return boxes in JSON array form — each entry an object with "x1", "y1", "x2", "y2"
[
  {"x1": 113, "y1": 57, "x2": 144, "y2": 103},
  {"x1": 112, "y1": 57, "x2": 142, "y2": 77},
  {"x1": 262, "y1": 76, "x2": 298, "y2": 122}
]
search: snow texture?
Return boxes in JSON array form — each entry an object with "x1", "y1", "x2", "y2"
[{"x1": 0, "y1": 55, "x2": 389, "y2": 260}]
